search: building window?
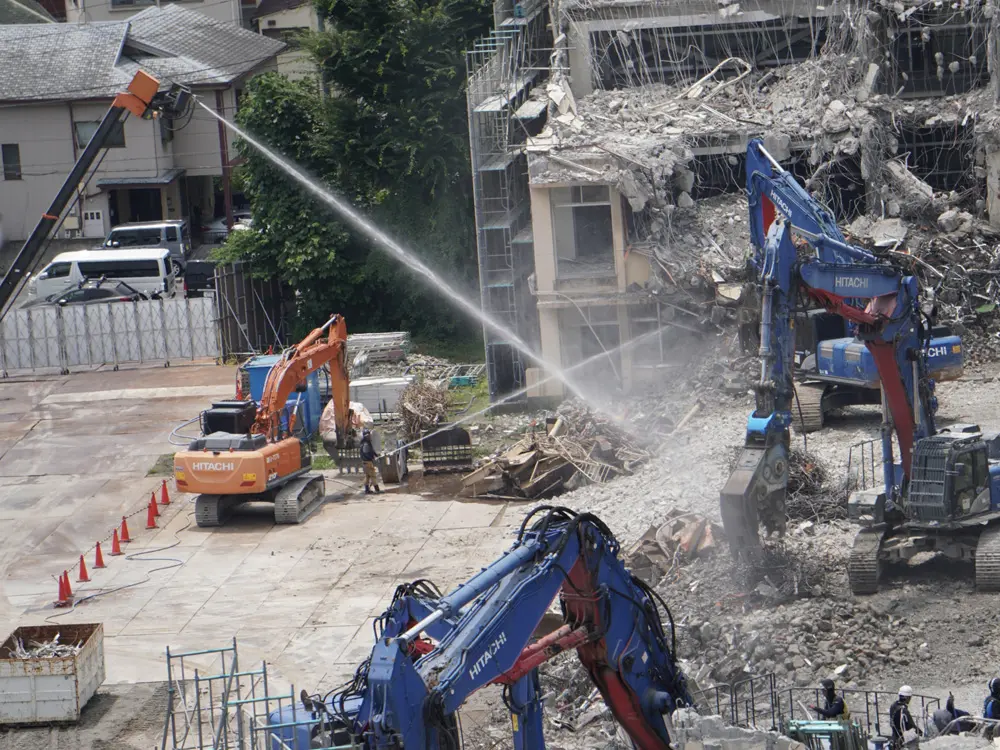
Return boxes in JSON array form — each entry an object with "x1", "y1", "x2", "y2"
[
  {"x1": 551, "y1": 185, "x2": 615, "y2": 278},
  {"x1": 74, "y1": 120, "x2": 126, "y2": 149},
  {"x1": 629, "y1": 304, "x2": 664, "y2": 365},
  {"x1": 110, "y1": 0, "x2": 154, "y2": 7},
  {"x1": 558, "y1": 305, "x2": 621, "y2": 387},
  {"x1": 2, "y1": 144, "x2": 21, "y2": 180}
]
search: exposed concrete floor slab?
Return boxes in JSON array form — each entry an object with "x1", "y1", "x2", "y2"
[{"x1": 0, "y1": 362, "x2": 531, "y2": 705}]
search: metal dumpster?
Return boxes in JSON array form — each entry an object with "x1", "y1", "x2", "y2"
[{"x1": 0, "y1": 623, "x2": 105, "y2": 724}]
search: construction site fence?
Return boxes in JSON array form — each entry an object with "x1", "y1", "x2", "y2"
[
  {"x1": 691, "y1": 676, "x2": 940, "y2": 738},
  {"x1": 0, "y1": 297, "x2": 219, "y2": 376}
]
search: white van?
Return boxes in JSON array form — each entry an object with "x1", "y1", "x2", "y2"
[{"x1": 27, "y1": 248, "x2": 177, "y2": 301}]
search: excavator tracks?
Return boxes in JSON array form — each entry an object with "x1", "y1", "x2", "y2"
[
  {"x1": 274, "y1": 473, "x2": 327, "y2": 524},
  {"x1": 792, "y1": 382, "x2": 826, "y2": 434},
  {"x1": 195, "y1": 494, "x2": 240, "y2": 528},
  {"x1": 975, "y1": 525, "x2": 1000, "y2": 591},
  {"x1": 848, "y1": 529, "x2": 884, "y2": 595}
]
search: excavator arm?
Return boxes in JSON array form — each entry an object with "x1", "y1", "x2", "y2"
[
  {"x1": 254, "y1": 314, "x2": 351, "y2": 445},
  {"x1": 721, "y1": 140, "x2": 936, "y2": 558},
  {"x1": 320, "y1": 507, "x2": 692, "y2": 749}
]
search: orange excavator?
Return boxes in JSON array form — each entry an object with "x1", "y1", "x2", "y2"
[{"x1": 174, "y1": 315, "x2": 353, "y2": 527}]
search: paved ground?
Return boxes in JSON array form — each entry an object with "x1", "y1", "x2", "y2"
[{"x1": 0, "y1": 360, "x2": 529, "y2": 718}]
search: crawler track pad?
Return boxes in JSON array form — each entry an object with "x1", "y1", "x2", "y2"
[
  {"x1": 274, "y1": 474, "x2": 326, "y2": 524},
  {"x1": 195, "y1": 494, "x2": 243, "y2": 527}
]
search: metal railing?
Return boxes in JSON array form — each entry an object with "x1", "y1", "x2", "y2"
[
  {"x1": 848, "y1": 438, "x2": 880, "y2": 492},
  {"x1": 691, "y1": 676, "x2": 940, "y2": 741}
]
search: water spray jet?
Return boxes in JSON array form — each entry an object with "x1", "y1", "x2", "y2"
[{"x1": 197, "y1": 101, "x2": 601, "y2": 407}]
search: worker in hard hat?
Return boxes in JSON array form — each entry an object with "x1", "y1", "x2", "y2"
[
  {"x1": 809, "y1": 679, "x2": 849, "y2": 721},
  {"x1": 889, "y1": 685, "x2": 920, "y2": 748},
  {"x1": 360, "y1": 428, "x2": 380, "y2": 495}
]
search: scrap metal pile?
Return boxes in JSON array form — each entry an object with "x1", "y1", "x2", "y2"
[
  {"x1": 462, "y1": 404, "x2": 651, "y2": 499},
  {"x1": 5, "y1": 633, "x2": 82, "y2": 659}
]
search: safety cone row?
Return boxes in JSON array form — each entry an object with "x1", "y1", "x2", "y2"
[{"x1": 53, "y1": 485, "x2": 171, "y2": 607}]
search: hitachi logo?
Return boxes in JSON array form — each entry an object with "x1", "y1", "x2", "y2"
[
  {"x1": 768, "y1": 191, "x2": 791, "y2": 219},
  {"x1": 835, "y1": 276, "x2": 870, "y2": 289},
  {"x1": 193, "y1": 461, "x2": 235, "y2": 472}
]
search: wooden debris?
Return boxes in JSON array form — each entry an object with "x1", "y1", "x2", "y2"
[
  {"x1": 462, "y1": 406, "x2": 651, "y2": 499},
  {"x1": 399, "y1": 382, "x2": 449, "y2": 437},
  {"x1": 626, "y1": 509, "x2": 725, "y2": 584}
]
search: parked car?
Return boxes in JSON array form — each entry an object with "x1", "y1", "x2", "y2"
[
  {"x1": 21, "y1": 278, "x2": 159, "y2": 309},
  {"x1": 201, "y1": 211, "x2": 251, "y2": 243},
  {"x1": 102, "y1": 220, "x2": 191, "y2": 274},
  {"x1": 183, "y1": 260, "x2": 217, "y2": 299}
]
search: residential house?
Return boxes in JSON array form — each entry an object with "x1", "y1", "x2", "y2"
[
  {"x1": 0, "y1": 5, "x2": 283, "y2": 244},
  {"x1": 65, "y1": 0, "x2": 257, "y2": 30},
  {"x1": 254, "y1": 0, "x2": 321, "y2": 82}
]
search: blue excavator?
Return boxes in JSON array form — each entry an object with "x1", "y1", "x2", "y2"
[
  {"x1": 265, "y1": 507, "x2": 693, "y2": 749},
  {"x1": 739, "y1": 304, "x2": 963, "y2": 433},
  {"x1": 721, "y1": 138, "x2": 1000, "y2": 594}
]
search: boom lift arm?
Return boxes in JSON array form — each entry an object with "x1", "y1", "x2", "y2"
[
  {"x1": 721, "y1": 139, "x2": 937, "y2": 557},
  {"x1": 324, "y1": 507, "x2": 693, "y2": 749},
  {"x1": 0, "y1": 71, "x2": 189, "y2": 316}
]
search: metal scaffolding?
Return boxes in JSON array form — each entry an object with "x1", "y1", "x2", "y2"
[
  {"x1": 466, "y1": 0, "x2": 550, "y2": 399},
  {"x1": 160, "y1": 639, "x2": 356, "y2": 750}
]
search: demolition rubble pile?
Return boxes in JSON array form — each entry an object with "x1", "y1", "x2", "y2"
[
  {"x1": 462, "y1": 402, "x2": 651, "y2": 499},
  {"x1": 785, "y1": 449, "x2": 849, "y2": 523},
  {"x1": 529, "y1": 49, "x2": 1000, "y2": 359},
  {"x1": 399, "y1": 382, "x2": 449, "y2": 437}
]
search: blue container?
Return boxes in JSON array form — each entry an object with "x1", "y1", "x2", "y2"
[{"x1": 243, "y1": 354, "x2": 322, "y2": 437}]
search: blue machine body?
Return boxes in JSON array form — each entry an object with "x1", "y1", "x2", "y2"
[
  {"x1": 243, "y1": 353, "x2": 322, "y2": 437},
  {"x1": 815, "y1": 334, "x2": 963, "y2": 387},
  {"x1": 266, "y1": 694, "x2": 362, "y2": 750}
]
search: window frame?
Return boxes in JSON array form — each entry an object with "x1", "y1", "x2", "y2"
[
  {"x1": 73, "y1": 120, "x2": 126, "y2": 149},
  {"x1": 2, "y1": 143, "x2": 21, "y2": 181}
]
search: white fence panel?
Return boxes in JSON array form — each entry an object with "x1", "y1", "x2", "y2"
[{"x1": 0, "y1": 298, "x2": 219, "y2": 375}]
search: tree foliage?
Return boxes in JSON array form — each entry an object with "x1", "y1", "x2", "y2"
[{"x1": 221, "y1": 0, "x2": 492, "y2": 344}]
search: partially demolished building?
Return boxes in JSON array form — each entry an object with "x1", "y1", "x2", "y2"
[{"x1": 467, "y1": 0, "x2": 1000, "y2": 399}]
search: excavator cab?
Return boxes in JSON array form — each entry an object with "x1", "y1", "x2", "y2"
[{"x1": 906, "y1": 427, "x2": 996, "y2": 523}]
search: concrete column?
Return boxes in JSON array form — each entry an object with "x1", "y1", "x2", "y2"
[
  {"x1": 610, "y1": 188, "x2": 627, "y2": 292},
  {"x1": 537, "y1": 306, "x2": 564, "y2": 397},
  {"x1": 566, "y1": 21, "x2": 594, "y2": 99},
  {"x1": 986, "y1": 146, "x2": 1000, "y2": 227}
]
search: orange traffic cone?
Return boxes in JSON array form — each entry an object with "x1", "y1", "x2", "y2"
[
  {"x1": 150, "y1": 491, "x2": 160, "y2": 518},
  {"x1": 146, "y1": 499, "x2": 158, "y2": 529},
  {"x1": 77, "y1": 555, "x2": 90, "y2": 583},
  {"x1": 63, "y1": 571, "x2": 73, "y2": 598},
  {"x1": 94, "y1": 542, "x2": 106, "y2": 569},
  {"x1": 160, "y1": 479, "x2": 171, "y2": 506},
  {"x1": 110, "y1": 528, "x2": 123, "y2": 556},
  {"x1": 120, "y1": 516, "x2": 131, "y2": 543},
  {"x1": 55, "y1": 573, "x2": 67, "y2": 606}
]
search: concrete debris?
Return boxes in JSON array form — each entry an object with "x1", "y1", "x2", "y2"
[
  {"x1": 463, "y1": 404, "x2": 651, "y2": 498},
  {"x1": 671, "y1": 709, "x2": 806, "y2": 750},
  {"x1": 627, "y1": 509, "x2": 724, "y2": 583}
]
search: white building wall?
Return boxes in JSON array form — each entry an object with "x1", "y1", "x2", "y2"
[
  {"x1": 172, "y1": 88, "x2": 230, "y2": 176},
  {"x1": 257, "y1": 5, "x2": 320, "y2": 82},
  {"x1": 66, "y1": 0, "x2": 242, "y2": 26},
  {"x1": 0, "y1": 103, "x2": 76, "y2": 241}
]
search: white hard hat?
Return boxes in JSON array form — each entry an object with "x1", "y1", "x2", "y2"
[{"x1": 899, "y1": 685, "x2": 913, "y2": 698}]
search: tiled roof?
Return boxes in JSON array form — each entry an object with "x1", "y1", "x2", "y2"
[{"x1": 0, "y1": 4, "x2": 283, "y2": 101}]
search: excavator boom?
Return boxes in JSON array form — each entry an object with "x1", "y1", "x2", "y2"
[{"x1": 276, "y1": 507, "x2": 693, "y2": 749}]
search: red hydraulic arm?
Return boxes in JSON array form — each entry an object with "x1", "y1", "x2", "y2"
[{"x1": 254, "y1": 315, "x2": 351, "y2": 445}]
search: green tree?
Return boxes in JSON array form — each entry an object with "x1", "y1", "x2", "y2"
[{"x1": 220, "y1": 0, "x2": 491, "y2": 347}]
